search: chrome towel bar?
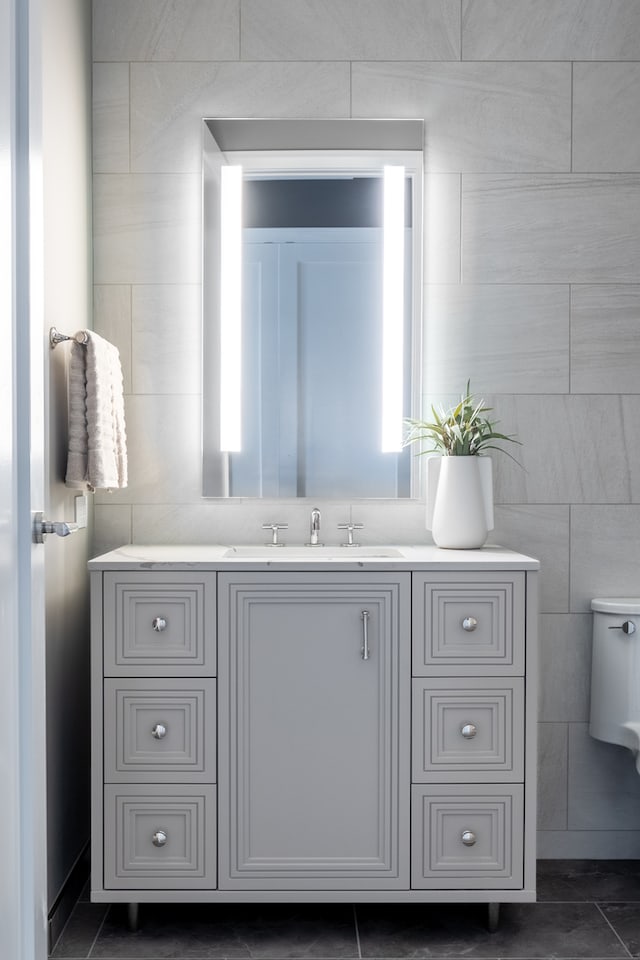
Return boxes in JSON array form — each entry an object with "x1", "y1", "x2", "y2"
[{"x1": 49, "y1": 325, "x2": 89, "y2": 348}]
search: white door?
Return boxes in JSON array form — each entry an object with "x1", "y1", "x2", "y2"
[
  {"x1": 0, "y1": 0, "x2": 49, "y2": 956},
  {"x1": 232, "y1": 228, "x2": 411, "y2": 498}
]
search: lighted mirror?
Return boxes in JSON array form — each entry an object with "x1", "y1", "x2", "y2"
[{"x1": 202, "y1": 118, "x2": 423, "y2": 498}]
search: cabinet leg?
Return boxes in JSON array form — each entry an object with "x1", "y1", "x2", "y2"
[
  {"x1": 487, "y1": 902, "x2": 500, "y2": 933},
  {"x1": 127, "y1": 902, "x2": 139, "y2": 932}
]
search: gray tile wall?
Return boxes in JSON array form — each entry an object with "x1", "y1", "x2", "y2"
[{"x1": 92, "y1": 0, "x2": 640, "y2": 857}]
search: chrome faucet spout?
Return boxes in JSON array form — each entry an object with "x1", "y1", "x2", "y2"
[{"x1": 309, "y1": 507, "x2": 322, "y2": 546}]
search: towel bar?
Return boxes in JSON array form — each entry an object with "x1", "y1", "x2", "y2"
[{"x1": 49, "y1": 326, "x2": 89, "y2": 349}]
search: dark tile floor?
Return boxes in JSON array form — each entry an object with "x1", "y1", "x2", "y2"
[{"x1": 51, "y1": 861, "x2": 640, "y2": 960}]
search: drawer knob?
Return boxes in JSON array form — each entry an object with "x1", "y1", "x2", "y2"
[
  {"x1": 152, "y1": 617, "x2": 167, "y2": 632},
  {"x1": 151, "y1": 723, "x2": 167, "y2": 740},
  {"x1": 461, "y1": 722, "x2": 477, "y2": 739},
  {"x1": 461, "y1": 830, "x2": 477, "y2": 846},
  {"x1": 152, "y1": 830, "x2": 168, "y2": 847},
  {"x1": 462, "y1": 616, "x2": 478, "y2": 632}
]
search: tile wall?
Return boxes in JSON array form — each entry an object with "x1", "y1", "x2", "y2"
[{"x1": 92, "y1": 0, "x2": 640, "y2": 857}]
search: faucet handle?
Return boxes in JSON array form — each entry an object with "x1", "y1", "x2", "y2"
[
  {"x1": 262, "y1": 522, "x2": 288, "y2": 546},
  {"x1": 337, "y1": 521, "x2": 364, "y2": 547}
]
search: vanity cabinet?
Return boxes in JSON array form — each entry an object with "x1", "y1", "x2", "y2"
[
  {"x1": 89, "y1": 547, "x2": 537, "y2": 912},
  {"x1": 217, "y1": 573, "x2": 410, "y2": 888}
]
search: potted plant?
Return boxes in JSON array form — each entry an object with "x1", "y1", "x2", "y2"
[{"x1": 404, "y1": 382, "x2": 520, "y2": 549}]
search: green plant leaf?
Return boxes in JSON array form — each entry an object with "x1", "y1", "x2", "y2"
[{"x1": 403, "y1": 381, "x2": 522, "y2": 464}]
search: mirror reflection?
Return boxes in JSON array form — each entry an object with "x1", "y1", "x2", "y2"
[{"x1": 202, "y1": 119, "x2": 423, "y2": 499}]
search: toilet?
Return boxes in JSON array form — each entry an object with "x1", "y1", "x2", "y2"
[{"x1": 590, "y1": 597, "x2": 640, "y2": 774}]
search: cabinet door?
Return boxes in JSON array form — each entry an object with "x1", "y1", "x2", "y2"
[{"x1": 218, "y1": 573, "x2": 410, "y2": 889}]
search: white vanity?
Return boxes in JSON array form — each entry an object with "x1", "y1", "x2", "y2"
[{"x1": 89, "y1": 544, "x2": 538, "y2": 927}]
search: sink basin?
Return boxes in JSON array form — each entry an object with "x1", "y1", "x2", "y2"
[{"x1": 223, "y1": 545, "x2": 405, "y2": 559}]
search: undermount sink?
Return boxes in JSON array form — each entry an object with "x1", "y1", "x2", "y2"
[{"x1": 223, "y1": 545, "x2": 405, "y2": 559}]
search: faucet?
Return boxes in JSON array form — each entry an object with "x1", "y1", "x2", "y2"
[{"x1": 308, "y1": 507, "x2": 322, "y2": 546}]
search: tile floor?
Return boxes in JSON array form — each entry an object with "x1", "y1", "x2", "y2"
[{"x1": 51, "y1": 861, "x2": 640, "y2": 960}]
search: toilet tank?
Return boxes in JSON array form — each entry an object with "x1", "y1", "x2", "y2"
[{"x1": 590, "y1": 598, "x2": 640, "y2": 765}]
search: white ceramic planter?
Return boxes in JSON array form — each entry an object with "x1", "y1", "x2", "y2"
[{"x1": 426, "y1": 456, "x2": 494, "y2": 550}]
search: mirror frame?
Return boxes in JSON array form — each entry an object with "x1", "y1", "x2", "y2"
[{"x1": 202, "y1": 117, "x2": 424, "y2": 499}]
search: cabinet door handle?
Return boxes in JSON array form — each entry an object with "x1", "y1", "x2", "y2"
[
  {"x1": 462, "y1": 616, "x2": 478, "y2": 632},
  {"x1": 361, "y1": 610, "x2": 370, "y2": 660},
  {"x1": 461, "y1": 722, "x2": 477, "y2": 739},
  {"x1": 151, "y1": 723, "x2": 167, "y2": 740},
  {"x1": 152, "y1": 617, "x2": 167, "y2": 632},
  {"x1": 461, "y1": 830, "x2": 477, "y2": 846},
  {"x1": 152, "y1": 830, "x2": 168, "y2": 847}
]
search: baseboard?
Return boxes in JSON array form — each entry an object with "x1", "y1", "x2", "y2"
[
  {"x1": 538, "y1": 830, "x2": 640, "y2": 859},
  {"x1": 48, "y1": 842, "x2": 90, "y2": 954}
]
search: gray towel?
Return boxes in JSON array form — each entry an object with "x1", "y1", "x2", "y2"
[{"x1": 65, "y1": 331, "x2": 127, "y2": 491}]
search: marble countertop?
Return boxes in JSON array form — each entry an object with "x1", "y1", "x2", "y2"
[{"x1": 88, "y1": 543, "x2": 540, "y2": 571}]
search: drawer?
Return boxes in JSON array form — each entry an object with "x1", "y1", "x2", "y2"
[
  {"x1": 104, "y1": 678, "x2": 216, "y2": 782},
  {"x1": 412, "y1": 678, "x2": 524, "y2": 782},
  {"x1": 103, "y1": 572, "x2": 216, "y2": 676},
  {"x1": 412, "y1": 572, "x2": 525, "y2": 676},
  {"x1": 411, "y1": 784, "x2": 523, "y2": 889},
  {"x1": 104, "y1": 785, "x2": 217, "y2": 889}
]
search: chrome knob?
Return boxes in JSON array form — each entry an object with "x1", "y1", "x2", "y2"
[
  {"x1": 462, "y1": 616, "x2": 478, "y2": 632},
  {"x1": 152, "y1": 830, "x2": 168, "y2": 847},
  {"x1": 461, "y1": 830, "x2": 477, "y2": 846},
  {"x1": 151, "y1": 723, "x2": 167, "y2": 740},
  {"x1": 461, "y1": 723, "x2": 477, "y2": 739},
  {"x1": 152, "y1": 617, "x2": 167, "y2": 632}
]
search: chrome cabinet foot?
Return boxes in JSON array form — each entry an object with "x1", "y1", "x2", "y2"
[{"x1": 127, "y1": 902, "x2": 139, "y2": 932}]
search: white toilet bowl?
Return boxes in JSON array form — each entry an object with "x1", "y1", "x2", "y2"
[{"x1": 590, "y1": 597, "x2": 640, "y2": 774}]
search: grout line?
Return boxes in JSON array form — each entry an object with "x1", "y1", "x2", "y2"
[
  {"x1": 85, "y1": 904, "x2": 109, "y2": 959},
  {"x1": 595, "y1": 902, "x2": 634, "y2": 959},
  {"x1": 127, "y1": 61, "x2": 131, "y2": 174},
  {"x1": 458, "y1": 172, "x2": 463, "y2": 282},
  {"x1": 78, "y1": 956, "x2": 365, "y2": 960},
  {"x1": 569, "y1": 61, "x2": 574, "y2": 173},
  {"x1": 568, "y1": 282, "x2": 573, "y2": 395},
  {"x1": 353, "y1": 903, "x2": 363, "y2": 959},
  {"x1": 567, "y1": 500, "x2": 572, "y2": 617},
  {"x1": 537, "y1": 898, "x2": 640, "y2": 903},
  {"x1": 128, "y1": 281, "x2": 133, "y2": 394},
  {"x1": 349, "y1": 60, "x2": 353, "y2": 117},
  {"x1": 565, "y1": 713, "x2": 571, "y2": 830},
  {"x1": 49, "y1": 903, "x2": 79, "y2": 958}
]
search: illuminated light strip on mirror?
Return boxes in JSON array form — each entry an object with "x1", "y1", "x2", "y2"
[
  {"x1": 381, "y1": 164, "x2": 406, "y2": 452},
  {"x1": 219, "y1": 165, "x2": 243, "y2": 452}
]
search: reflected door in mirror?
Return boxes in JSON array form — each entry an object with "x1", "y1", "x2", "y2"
[{"x1": 229, "y1": 226, "x2": 411, "y2": 498}]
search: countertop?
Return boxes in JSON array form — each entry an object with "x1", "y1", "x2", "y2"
[{"x1": 88, "y1": 543, "x2": 540, "y2": 571}]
